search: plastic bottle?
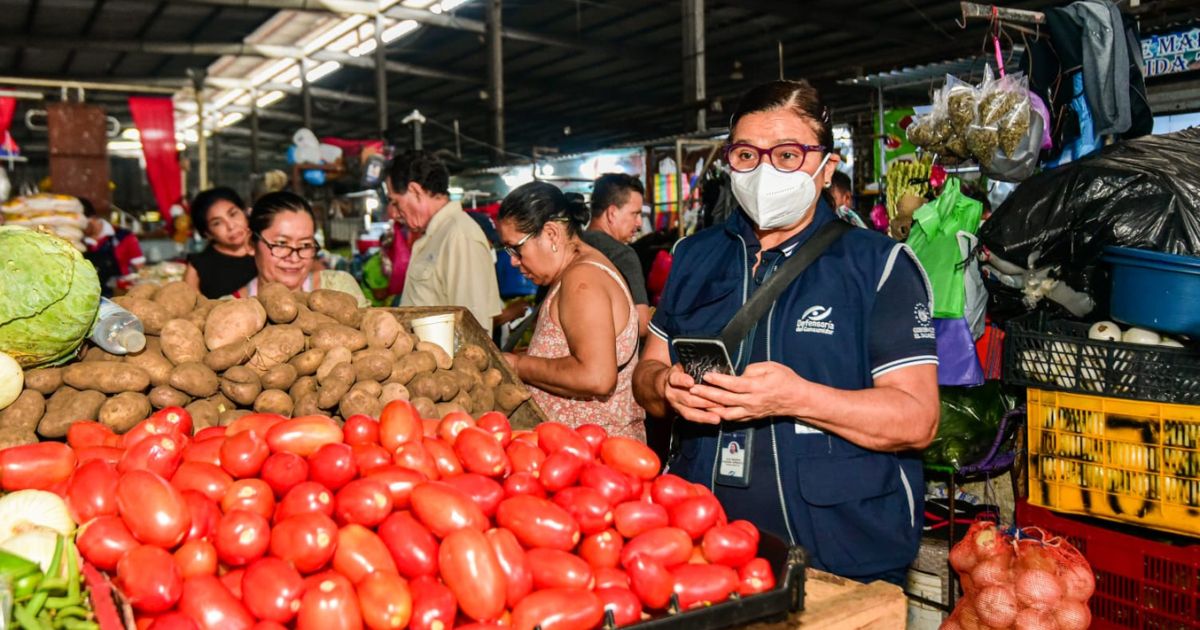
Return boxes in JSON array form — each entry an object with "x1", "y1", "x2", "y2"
[{"x1": 90, "y1": 297, "x2": 147, "y2": 355}]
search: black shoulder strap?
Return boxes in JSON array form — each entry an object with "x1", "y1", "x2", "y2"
[{"x1": 719, "y1": 220, "x2": 852, "y2": 349}]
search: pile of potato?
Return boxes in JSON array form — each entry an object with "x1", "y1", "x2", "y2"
[{"x1": 0, "y1": 281, "x2": 531, "y2": 447}]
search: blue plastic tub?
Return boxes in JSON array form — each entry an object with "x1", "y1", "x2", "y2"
[{"x1": 1103, "y1": 246, "x2": 1200, "y2": 336}]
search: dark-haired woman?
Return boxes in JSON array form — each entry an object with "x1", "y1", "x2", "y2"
[
  {"x1": 233, "y1": 191, "x2": 367, "y2": 305},
  {"x1": 632, "y1": 80, "x2": 939, "y2": 585},
  {"x1": 498, "y1": 182, "x2": 644, "y2": 441},
  {"x1": 184, "y1": 187, "x2": 258, "y2": 298}
]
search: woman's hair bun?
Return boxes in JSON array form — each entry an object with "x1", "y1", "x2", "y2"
[{"x1": 563, "y1": 192, "x2": 591, "y2": 227}]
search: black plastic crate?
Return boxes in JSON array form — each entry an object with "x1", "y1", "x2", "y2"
[{"x1": 1003, "y1": 314, "x2": 1200, "y2": 404}]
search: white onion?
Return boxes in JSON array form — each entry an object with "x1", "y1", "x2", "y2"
[
  {"x1": 1159, "y1": 337, "x2": 1185, "y2": 348},
  {"x1": 1122, "y1": 327, "x2": 1161, "y2": 345},
  {"x1": 0, "y1": 489, "x2": 76, "y2": 544},
  {"x1": 1087, "y1": 321, "x2": 1121, "y2": 342},
  {"x1": 0, "y1": 526, "x2": 72, "y2": 575}
]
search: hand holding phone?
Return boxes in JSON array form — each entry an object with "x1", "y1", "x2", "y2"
[{"x1": 671, "y1": 337, "x2": 735, "y2": 383}]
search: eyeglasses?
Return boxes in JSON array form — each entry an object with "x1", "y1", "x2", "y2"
[
  {"x1": 724, "y1": 142, "x2": 827, "y2": 173},
  {"x1": 504, "y1": 231, "x2": 537, "y2": 260},
  {"x1": 255, "y1": 233, "x2": 319, "y2": 260}
]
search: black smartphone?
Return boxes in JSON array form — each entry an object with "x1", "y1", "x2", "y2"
[{"x1": 671, "y1": 337, "x2": 735, "y2": 383}]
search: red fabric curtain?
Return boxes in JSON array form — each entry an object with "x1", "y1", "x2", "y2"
[
  {"x1": 128, "y1": 96, "x2": 181, "y2": 217},
  {"x1": 0, "y1": 98, "x2": 19, "y2": 154}
]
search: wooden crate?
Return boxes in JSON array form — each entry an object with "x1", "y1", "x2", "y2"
[
  {"x1": 747, "y1": 569, "x2": 907, "y2": 630},
  {"x1": 385, "y1": 306, "x2": 549, "y2": 430}
]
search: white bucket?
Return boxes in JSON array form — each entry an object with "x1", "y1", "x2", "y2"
[{"x1": 411, "y1": 313, "x2": 457, "y2": 356}]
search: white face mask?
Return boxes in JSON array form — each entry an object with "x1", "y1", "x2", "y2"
[{"x1": 730, "y1": 154, "x2": 831, "y2": 230}]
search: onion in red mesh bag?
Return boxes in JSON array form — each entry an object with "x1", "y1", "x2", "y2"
[
  {"x1": 1014, "y1": 607, "x2": 1058, "y2": 630},
  {"x1": 1054, "y1": 599, "x2": 1092, "y2": 630},
  {"x1": 974, "y1": 584, "x2": 1019, "y2": 627},
  {"x1": 1015, "y1": 566, "x2": 1064, "y2": 610},
  {"x1": 1061, "y1": 557, "x2": 1096, "y2": 601},
  {"x1": 970, "y1": 554, "x2": 1013, "y2": 588}
]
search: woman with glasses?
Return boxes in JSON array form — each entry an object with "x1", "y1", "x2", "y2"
[
  {"x1": 184, "y1": 187, "x2": 258, "y2": 299},
  {"x1": 233, "y1": 191, "x2": 367, "y2": 305},
  {"x1": 632, "y1": 80, "x2": 939, "y2": 586},
  {"x1": 497, "y1": 183, "x2": 645, "y2": 441}
]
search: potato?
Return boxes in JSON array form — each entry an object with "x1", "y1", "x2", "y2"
[
  {"x1": 124, "y1": 339, "x2": 173, "y2": 387},
  {"x1": 149, "y1": 386, "x2": 191, "y2": 409},
  {"x1": 416, "y1": 341, "x2": 453, "y2": 370},
  {"x1": 293, "y1": 395, "x2": 321, "y2": 418},
  {"x1": 289, "y1": 375, "x2": 318, "y2": 402},
  {"x1": 433, "y1": 371, "x2": 460, "y2": 402},
  {"x1": 154, "y1": 281, "x2": 199, "y2": 318},
  {"x1": 254, "y1": 390, "x2": 294, "y2": 416},
  {"x1": 63, "y1": 361, "x2": 150, "y2": 394},
  {"x1": 361, "y1": 310, "x2": 402, "y2": 349},
  {"x1": 99, "y1": 392, "x2": 151, "y2": 434},
  {"x1": 169, "y1": 362, "x2": 220, "y2": 398},
  {"x1": 390, "y1": 328, "x2": 416, "y2": 358},
  {"x1": 289, "y1": 348, "x2": 326, "y2": 377},
  {"x1": 220, "y1": 366, "x2": 262, "y2": 406},
  {"x1": 482, "y1": 368, "x2": 503, "y2": 390},
  {"x1": 388, "y1": 351, "x2": 436, "y2": 385},
  {"x1": 353, "y1": 349, "x2": 393, "y2": 383},
  {"x1": 219, "y1": 409, "x2": 252, "y2": 427},
  {"x1": 204, "y1": 299, "x2": 267, "y2": 351},
  {"x1": 450, "y1": 366, "x2": 482, "y2": 394},
  {"x1": 380, "y1": 383, "x2": 410, "y2": 405},
  {"x1": 205, "y1": 339, "x2": 255, "y2": 372},
  {"x1": 259, "y1": 282, "x2": 300, "y2": 324},
  {"x1": 0, "y1": 390, "x2": 45, "y2": 433},
  {"x1": 496, "y1": 383, "x2": 531, "y2": 414},
  {"x1": 353, "y1": 380, "x2": 382, "y2": 399},
  {"x1": 435, "y1": 402, "x2": 466, "y2": 418},
  {"x1": 125, "y1": 283, "x2": 160, "y2": 300},
  {"x1": 294, "y1": 306, "x2": 338, "y2": 336},
  {"x1": 472, "y1": 387, "x2": 496, "y2": 415},
  {"x1": 451, "y1": 391, "x2": 473, "y2": 413},
  {"x1": 160, "y1": 319, "x2": 207, "y2": 365},
  {"x1": 261, "y1": 363, "x2": 298, "y2": 391},
  {"x1": 206, "y1": 393, "x2": 236, "y2": 417},
  {"x1": 186, "y1": 399, "x2": 219, "y2": 431},
  {"x1": 23, "y1": 368, "x2": 63, "y2": 395},
  {"x1": 187, "y1": 298, "x2": 218, "y2": 330},
  {"x1": 308, "y1": 290, "x2": 360, "y2": 327},
  {"x1": 455, "y1": 344, "x2": 490, "y2": 372},
  {"x1": 0, "y1": 430, "x2": 37, "y2": 449},
  {"x1": 317, "y1": 347, "x2": 353, "y2": 383},
  {"x1": 83, "y1": 347, "x2": 124, "y2": 363},
  {"x1": 339, "y1": 385, "x2": 382, "y2": 420},
  {"x1": 113, "y1": 296, "x2": 170, "y2": 335},
  {"x1": 248, "y1": 325, "x2": 306, "y2": 372},
  {"x1": 317, "y1": 363, "x2": 355, "y2": 410},
  {"x1": 408, "y1": 373, "x2": 441, "y2": 402},
  {"x1": 411, "y1": 397, "x2": 437, "y2": 420},
  {"x1": 39, "y1": 388, "x2": 106, "y2": 438},
  {"x1": 311, "y1": 324, "x2": 367, "y2": 352}
]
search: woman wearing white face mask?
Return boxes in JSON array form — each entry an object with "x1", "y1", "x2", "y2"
[{"x1": 633, "y1": 80, "x2": 940, "y2": 586}]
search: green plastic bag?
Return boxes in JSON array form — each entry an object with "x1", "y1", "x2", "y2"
[{"x1": 907, "y1": 178, "x2": 983, "y2": 319}]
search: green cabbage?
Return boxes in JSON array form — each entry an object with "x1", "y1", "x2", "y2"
[{"x1": 0, "y1": 226, "x2": 101, "y2": 367}]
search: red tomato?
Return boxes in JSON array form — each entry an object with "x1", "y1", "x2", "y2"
[
  {"x1": 117, "y1": 469, "x2": 192, "y2": 548},
  {"x1": 701, "y1": 523, "x2": 758, "y2": 567},
  {"x1": 182, "y1": 490, "x2": 221, "y2": 542},
  {"x1": 377, "y1": 511, "x2": 439, "y2": 579},
  {"x1": 226, "y1": 413, "x2": 286, "y2": 439},
  {"x1": 150, "y1": 406, "x2": 194, "y2": 437},
  {"x1": 553, "y1": 487, "x2": 613, "y2": 535},
  {"x1": 178, "y1": 575, "x2": 255, "y2": 630},
  {"x1": 422, "y1": 438, "x2": 463, "y2": 478},
  {"x1": 621, "y1": 527, "x2": 694, "y2": 569},
  {"x1": 505, "y1": 440, "x2": 545, "y2": 476},
  {"x1": 626, "y1": 555, "x2": 672, "y2": 610},
  {"x1": 332, "y1": 524, "x2": 398, "y2": 584},
  {"x1": 270, "y1": 512, "x2": 338, "y2": 574},
  {"x1": 77, "y1": 515, "x2": 139, "y2": 571},
  {"x1": 649, "y1": 474, "x2": 694, "y2": 509},
  {"x1": 181, "y1": 438, "x2": 223, "y2": 467},
  {"x1": 66, "y1": 459, "x2": 120, "y2": 523},
  {"x1": 538, "y1": 452, "x2": 585, "y2": 492},
  {"x1": 578, "y1": 529, "x2": 623, "y2": 569},
  {"x1": 220, "y1": 569, "x2": 245, "y2": 600},
  {"x1": 511, "y1": 588, "x2": 603, "y2": 630},
  {"x1": 475, "y1": 412, "x2": 512, "y2": 447},
  {"x1": 485, "y1": 528, "x2": 532, "y2": 608},
  {"x1": 730, "y1": 519, "x2": 761, "y2": 546},
  {"x1": 393, "y1": 442, "x2": 438, "y2": 480},
  {"x1": 421, "y1": 418, "x2": 439, "y2": 439},
  {"x1": 118, "y1": 545, "x2": 183, "y2": 613},
  {"x1": 220, "y1": 430, "x2": 270, "y2": 478},
  {"x1": 410, "y1": 481, "x2": 489, "y2": 538},
  {"x1": 599, "y1": 437, "x2": 660, "y2": 480},
  {"x1": 438, "y1": 529, "x2": 506, "y2": 622},
  {"x1": 175, "y1": 539, "x2": 218, "y2": 579},
  {"x1": 579, "y1": 463, "x2": 636, "y2": 505},
  {"x1": 67, "y1": 421, "x2": 120, "y2": 449},
  {"x1": 0, "y1": 442, "x2": 75, "y2": 491},
  {"x1": 502, "y1": 471, "x2": 546, "y2": 498},
  {"x1": 147, "y1": 612, "x2": 201, "y2": 630},
  {"x1": 526, "y1": 548, "x2": 593, "y2": 590},
  {"x1": 357, "y1": 571, "x2": 412, "y2": 630},
  {"x1": 297, "y1": 572, "x2": 363, "y2": 630},
  {"x1": 669, "y1": 494, "x2": 721, "y2": 539},
  {"x1": 595, "y1": 587, "x2": 641, "y2": 628},
  {"x1": 738, "y1": 557, "x2": 775, "y2": 595},
  {"x1": 496, "y1": 494, "x2": 581, "y2": 551},
  {"x1": 215, "y1": 509, "x2": 271, "y2": 566},
  {"x1": 221, "y1": 478, "x2": 275, "y2": 519},
  {"x1": 249, "y1": 624, "x2": 287, "y2": 630},
  {"x1": 275, "y1": 481, "x2": 335, "y2": 522},
  {"x1": 266, "y1": 416, "x2": 343, "y2": 457},
  {"x1": 171, "y1": 461, "x2": 234, "y2": 503},
  {"x1": 379, "y1": 400, "x2": 422, "y2": 453},
  {"x1": 334, "y1": 479, "x2": 393, "y2": 527},
  {"x1": 436, "y1": 411, "x2": 475, "y2": 444},
  {"x1": 453, "y1": 427, "x2": 510, "y2": 478},
  {"x1": 441, "y1": 473, "x2": 505, "y2": 517},
  {"x1": 120, "y1": 434, "x2": 185, "y2": 479},
  {"x1": 260, "y1": 451, "x2": 309, "y2": 497},
  {"x1": 307, "y1": 442, "x2": 357, "y2": 491},
  {"x1": 364, "y1": 465, "x2": 425, "y2": 508},
  {"x1": 408, "y1": 575, "x2": 456, "y2": 630},
  {"x1": 575, "y1": 424, "x2": 607, "y2": 456},
  {"x1": 534, "y1": 423, "x2": 592, "y2": 460},
  {"x1": 613, "y1": 501, "x2": 668, "y2": 539},
  {"x1": 593, "y1": 566, "x2": 630, "y2": 590},
  {"x1": 194, "y1": 426, "x2": 227, "y2": 442},
  {"x1": 671, "y1": 563, "x2": 738, "y2": 609},
  {"x1": 343, "y1": 415, "x2": 381, "y2": 446},
  {"x1": 74, "y1": 445, "x2": 124, "y2": 466},
  {"x1": 242, "y1": 557, "x2": 305, "y2": 624},
  {"x1": 352, "y1": 443, "x2": 392, "y2": 476}
]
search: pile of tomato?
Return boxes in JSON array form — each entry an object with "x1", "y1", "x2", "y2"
[{"x1": 0, "y1": 402, "x2": 777, "y2": 630}]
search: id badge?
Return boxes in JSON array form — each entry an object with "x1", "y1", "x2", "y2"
[{"x1": 715, "y1": 430, "x2": 752, "y2": 488}]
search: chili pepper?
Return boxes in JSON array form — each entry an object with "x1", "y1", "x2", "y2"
[
  {"x1": 13, "y1": 572, "x2": 43, "y2": 599},
  {"x1": 45, "y1": 544, "x2": 81, "y2": 609},
  {"x1": 44, "y1": 536, "x2": 64, "y2": 582},
  {"x1": 26, "y1": 590, "x2": 50, "y2": 617},
  {"x1": 60, "y1": 620, "x2": 99, "y2": 630},
  {"x1": 13, "y1": 601, "x2": 43, "y2": 630},
  {"x1": 51, "y1": 604, "x2": 91, "y2": 621},
  {"x1": 0, "y1": 548, "x2": 41, "y2": 580}
]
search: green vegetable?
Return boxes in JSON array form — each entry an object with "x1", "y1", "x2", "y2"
[
  {"x1": 924, "y1": 382, "x2": 1018, "y2": 469},
  {"x1": 0, "y1": 548, "x2": 41, "y2": 579},
  {"x1": 0, "y1": 226, "x2": 101, "y2": 368}
]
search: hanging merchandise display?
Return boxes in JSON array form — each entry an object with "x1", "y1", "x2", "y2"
[
  {"x1": 907, "y1": 177, "x2": 983, "y2": 320},
  {"x1": 127, "y1": 97, "x2": 181, "y2": 223}
]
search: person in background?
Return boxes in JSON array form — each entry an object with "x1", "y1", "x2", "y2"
[
  {"x1": 827, "y1": 170, "x2": 868, "y2": 229},
  {"x1": 387, "y1": 150, "x2": 502, "y2": 328},
  {"x1": 184, "y1": 187, "x2": 258, "y2": 299},
  {"x1": 234, "y1": 191, "x2": 367, "y2": 305},
  {"x1": 584, "y1": 173, "x2": 651, "y2": 338},
  {"x1": 81, "y1": 197, "x2": 144, "y2": 296},
  {"x1": 498, "y1": 182, "x2": 645, "y2": 440}
]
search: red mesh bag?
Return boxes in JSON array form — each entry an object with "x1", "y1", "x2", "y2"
[{"x1": 940, "y1": 521, "x2": 1095, "y2": 630}]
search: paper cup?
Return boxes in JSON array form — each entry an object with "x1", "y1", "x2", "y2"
[{"x1": 411, "y1": 313, "x2": 457, "y2": 356}]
